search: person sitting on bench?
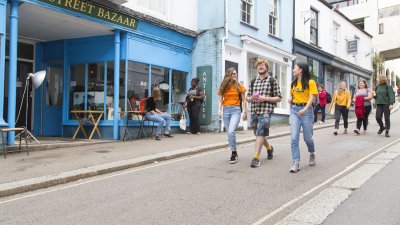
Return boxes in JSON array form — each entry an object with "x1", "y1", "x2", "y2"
[{"x1": 145, "y1": 87, "x2": 174, "y2": 141}]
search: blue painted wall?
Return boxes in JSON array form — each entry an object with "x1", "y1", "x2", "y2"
[
  {"x1": 227, "y1": 0, "x2": 293, "y2": 53},
  {"x1": 197, "y1": 0, "x2": 225, "y2": 30}
]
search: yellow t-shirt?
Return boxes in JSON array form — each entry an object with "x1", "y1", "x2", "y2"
[
  {"x1": 290, "y1": 79, "x2": 318, "y2": 104},
  {"x1": 219, "y1": 84, "x2": 246, "y2": 106}
]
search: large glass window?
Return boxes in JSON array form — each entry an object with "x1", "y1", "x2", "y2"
[
  {"x1": 69, "y1": 64, "x2": 85, "y2": 119},
  {"x1": 105, "y1": 61, "x2": 125, "y2": 120},
  {"x1": 269, "y1": 0, "x2": 279, "y2": 36},
  {"x1": 241, "y1": 0, "x2": 254, "y2": 25},
  {"x1": 127, "y1": 61, "x2": 149, "y2": 112},
  {"x1": 151, "y1": 66, "x2": 169, "y2": 112},
  {"x1": 171, "y1": 70, "x2": 188, "y2": 119},
  {"x1": 87, "y1": 63, "x2": 105, "y2": 113},
  {"x1": 310, "y1": 8, "x2": 319, "y2": 45}
]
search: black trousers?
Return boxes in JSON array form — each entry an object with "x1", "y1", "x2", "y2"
[
  {"x1": 335, "y1": 105, "x2": 349, "y2": 129},
  {"x1": 376, "y1": 104, "x2": 391, "y2": 130},
  {"x1": 314, "y1": 104, "x2": 326, "y2": 122},
  {"x1": 187, "y1": 103, "x2": 201, "y2": 134},
  {"x1": 356, "y1": 105, "x2": 372, "y2": 130}
]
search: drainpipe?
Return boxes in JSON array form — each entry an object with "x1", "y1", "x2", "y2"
[
  {"x1": 220, "y1": 0, "x2": 228, "y2": 132},
  {"x1": 7, "y1": 0, "x2": 19, "y2": 145}
]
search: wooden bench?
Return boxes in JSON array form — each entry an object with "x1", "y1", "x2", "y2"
[{"x1": 0, "y1": 127, "x2": 29, "y2": 159}]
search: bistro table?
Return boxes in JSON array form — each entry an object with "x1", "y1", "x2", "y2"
[{"x1": 70, "y1": 110, "x2": 104, "y2": 141}]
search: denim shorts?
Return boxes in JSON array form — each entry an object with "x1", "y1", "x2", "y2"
[{"x1": 250, "y1": 113, "x2": 271, "y2": 136}]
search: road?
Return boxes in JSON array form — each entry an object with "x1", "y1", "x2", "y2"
[{"x1": 0, "y1": 111, "x2": 399, "y2": 225}]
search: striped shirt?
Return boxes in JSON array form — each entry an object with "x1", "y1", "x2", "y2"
[{"x1": 247, "y1": 75, "x2": 282, "y2": 114}]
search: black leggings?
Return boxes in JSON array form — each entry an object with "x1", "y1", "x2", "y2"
[
  {"x1": 356, "y1": 105, "x2": 372, "y2": 130},
  {"x1": 187, "y1": 103, "x2": 201, "y2": 134},
  {"x1": 376, "y1": 104, "x2": 391, "y2": 130},
  {"x1": 335, "y1": 105, "x2": 349, "y2": 129}
]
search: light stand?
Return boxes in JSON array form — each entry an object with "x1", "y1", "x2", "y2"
[{"x1": 15, "y1": 70, "x2": 46, "y2": 144}]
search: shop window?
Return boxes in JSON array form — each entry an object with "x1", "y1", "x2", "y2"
[
  {"x1": 127, "y1": 61, "x2": 149, "y2": 112},
  {"x1": 69, "y1": 64, "x2": 85, "y2": 120},
  {"x1": 106, "y1": 61, "x2": 125, "y2": 120},
  {"x1": 171, "y1": 70, "x2": 188, "y2": 119},
  {"x1": 151, "y1": 66, "x2": 169, "y2": 112},
  {"x1": 46, "y1": 67, "x2": 63, "y2": 106},
  {"x1": 5, "y1": 40, "x2": 34, "y2": 60}
]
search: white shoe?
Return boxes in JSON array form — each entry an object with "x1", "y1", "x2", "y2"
[
  {"x1": 290, "y1": 161, "x2": 300, "y2": 173},
  {"x1": 318, "y1": 121, "x2": 324, "y2": 124}
]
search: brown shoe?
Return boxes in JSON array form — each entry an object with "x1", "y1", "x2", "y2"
[
  {"x1": 155, "y1": 135, "x2": 161, "y2": 140},
  {"x1": 164, "y1": 133, "x2": 173, "y2": 138}
]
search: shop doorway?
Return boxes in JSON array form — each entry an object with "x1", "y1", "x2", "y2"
[{"x1": 40, "y1": 66, "x2": 63, "y2": 136}]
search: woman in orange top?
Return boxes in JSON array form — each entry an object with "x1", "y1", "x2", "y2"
[
  {"x1": 218, "y1": 68, "x2": 247, "y2": 164},
  {"x1": 328, "y1": 81, "x2": 352, "y2": 135}
]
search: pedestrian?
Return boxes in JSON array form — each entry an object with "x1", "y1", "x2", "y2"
[
  {"x1": 328, "y1": 81, "x2": 351, "y2": 135},
  {"x1": 314, "y1": 84, "x2": 327, "y2": 124},
  {"x1": 186, "y1": 78, "x2": 205, "y2": 135},
  {"x1": 353, "y1": 80, "x2": 373, "y2": 135},
  {"x1": 246, "y1": 58, "x2": 282, "y2": 168},
  {"x1": 145, "y1": 87, "x2": 174, "y2": 141},
  {"x1": 218, "y1": 68, "x2": 247, "y2": 164},
  {"x1": 288, "y1": 62, "x2": 318, "y2": 173},
  {"x1": 375, "y1": 74, "x2": 395, "y2": 137}
]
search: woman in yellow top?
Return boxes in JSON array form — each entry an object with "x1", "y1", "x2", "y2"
[
  {"x1": 288, "y1": 62, "x2": 318, "y2": 173},
  {"x1": 218, "y1": 68, "x2": 247, "y2": 164},
  {"x1": 328, "y1": 81, "x2": 351, "y2": 135}
]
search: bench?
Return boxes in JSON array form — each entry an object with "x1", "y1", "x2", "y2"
[{"x1": 0, "y1": 127, "x2": 29, "y2": 159}]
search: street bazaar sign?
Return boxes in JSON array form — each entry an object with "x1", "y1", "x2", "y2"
[{"x1": 39, "y1": 0, "x2": 138, "y2": 30}]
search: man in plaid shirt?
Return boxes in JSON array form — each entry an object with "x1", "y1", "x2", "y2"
[{"x1": 246, "y1": 59, "x2": 282, "y2": 168}]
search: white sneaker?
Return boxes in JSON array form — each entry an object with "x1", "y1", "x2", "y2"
[
  {"x1": 290, "y1": 161, "x2": 300, "y2": 173},
  {"x1": 319, "y1": 121, "x2": 324, "y2": 124}
]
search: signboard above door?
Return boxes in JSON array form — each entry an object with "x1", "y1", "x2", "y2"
[{"x1": 38, "y1": 0, "x2": 138, "y2": 30}]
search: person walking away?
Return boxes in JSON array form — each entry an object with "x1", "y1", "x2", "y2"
[
  {"x1": 186, "y1": 78, "x2": 205, "y2": 135},
  {"x1": 353, "y1": 80, "x2": 373, "y2": 135},
  {"x1": 246, "y1": 59, "x2": 282, "y2": 168},
  {"x1": 145, "y1": 87, "x2": 174, "y2": 140},
  {"x1": 314, "y1": 84, "x2": 327, "y2": 124},
  {"x1": 288, "y1": 62, "x2": 318, "y2": 173},
  {"x1": 375, "y1": 74, "x2": 395, "y2": 137},
  {"x1": 218, "y1": 68, "x2": 247, "y2": 164},
  {"x1": 328, "y1": 81, "x2": 351, "y2": 135}
]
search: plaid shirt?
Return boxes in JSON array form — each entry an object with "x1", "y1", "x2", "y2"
[{"x1": 247, "y1": 75, "x2": 282, "y2": 114}]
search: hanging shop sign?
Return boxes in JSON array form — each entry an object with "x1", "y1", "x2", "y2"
[
  {"x1": 197, "y1": 66, "x2": 212, "y2": 125},
  {"x1": 39, "y1": 0, "x2": 138, "y2": 30},
  {"x1": 347, "y1": 40, "x2": 358, "y2": 54}
]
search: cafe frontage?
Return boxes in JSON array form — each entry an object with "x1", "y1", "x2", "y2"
[{"x1": 0, "y1": 0, "x2": 196, "y2": 144}]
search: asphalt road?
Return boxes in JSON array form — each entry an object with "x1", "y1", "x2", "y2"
[{"x1": 1, "y1": 112, "x2": 399, "y2": 225}]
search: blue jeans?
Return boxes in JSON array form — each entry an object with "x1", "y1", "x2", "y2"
[
  {"x1": 223, "y1": 106, "x2": 241, "y2": 150},
  {"x1": 290, "y1": 105, "x2": 315, "y2": 161},
  {"x1": 314, "y1": 104, "x2": 326, "y2": 122},
  {"x1": 145, "y1": 113, "x2": 171, "y2": 135}
]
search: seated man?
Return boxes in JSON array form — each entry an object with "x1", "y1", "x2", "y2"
[{"x1": 145, "y1": 87, "x2": 174, "y2": 141}]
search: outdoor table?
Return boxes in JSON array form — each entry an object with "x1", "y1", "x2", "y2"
[{"x1": 70, "y1": 110, "x2": 104, "y2": 141}]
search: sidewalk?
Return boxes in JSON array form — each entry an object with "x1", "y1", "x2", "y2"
[{"x1": 2, "y1": 100, "x2": 399, "y2": 198}]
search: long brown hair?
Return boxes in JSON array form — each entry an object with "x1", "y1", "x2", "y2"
[
  {"x1": 152, "y1": 87, "x2": 161, "y2": 101},
  {"x1": 219, "y1": 68, "x2": 240, "y2": 95},
  {"x1": 357, "y1": 80, "x2": 368, "y2": 89}
]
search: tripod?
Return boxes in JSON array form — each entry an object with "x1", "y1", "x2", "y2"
[{"x1": 15, "y1": 75, "x2": 41, "y2": 144}]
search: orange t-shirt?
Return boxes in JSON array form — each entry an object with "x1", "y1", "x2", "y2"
[{"x1": 219, "y1": 84, "x2": 246, "y2": 106}]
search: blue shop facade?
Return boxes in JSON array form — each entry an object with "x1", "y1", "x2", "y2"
[{"x1": 0, "y1": 0, "x2": 195, "y2": 144}]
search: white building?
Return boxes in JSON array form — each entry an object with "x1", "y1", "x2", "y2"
[
  {"x1": 336, "y1": 0, "x2": 400, "y2": 87},
  {"x1": 294, "y1": 0, "x2": 373, "y2": 97}
]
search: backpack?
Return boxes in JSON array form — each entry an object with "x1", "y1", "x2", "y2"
[
  {"x1": 326, "y1": 92, "x2": 332, "y2": 103},
  {"x1": 354, "y1": 96, "x2": 366, "y2": 119},
  {"x1": 139, "y1": 98, "x2": 148, "y2": 116}
]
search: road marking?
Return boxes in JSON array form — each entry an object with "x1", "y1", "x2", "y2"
[
  {"x1": 251, "y1": 138, "x2": 400, "y2": 225},
  {"x1": 0, "y1": 148, "x2": 227, "y2": 205}
]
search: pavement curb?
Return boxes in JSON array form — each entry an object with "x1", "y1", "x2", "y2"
[{"x1": 0, "y1": 120, "x2": 356, "y2": 198}]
